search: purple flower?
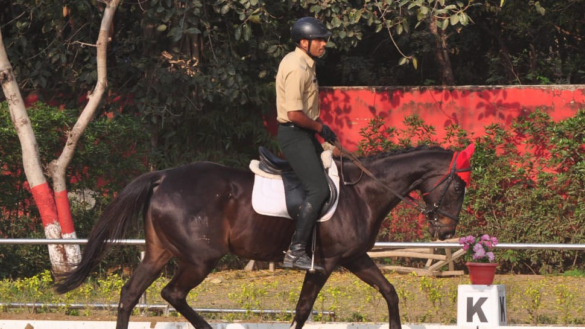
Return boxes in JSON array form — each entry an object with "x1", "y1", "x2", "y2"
[
  {"x1": 459, "y1": 234, "x2": 498, "y2": 262},
  {"x1": 472, "y1": 243, "x2": 486, "y2": 260}
]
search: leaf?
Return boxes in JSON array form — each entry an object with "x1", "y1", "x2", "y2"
[
  {"x1": 440, "y1": 18, "x2": 449, "y2": 30},
  {"x1": 267, "y1": 45, "x2": 278, "y2": 54},
  {"x1": 243, "y1": 23, "x2": 252, "y2": 41},
  {"x1": 310, "y1": 5, "x2": 321, "y2": 13},
  {"x1": 221, "y1": 4, "x2": 230, "y2": 15},
  {"x1": 398, "y1": 57, "x2": 407, "y2": 65},
  {"x1": 412, "y1": 57, "x2": 418, "y2": 69},
  {"x1": 235, "y1": 26, "x2": 242, "y2": 40},
  {"x1": 396, "y1": 23, "x2": 403, "y2": 35},
  {"x1": 186, "y1": 27, "x2": 201, "y2": 34},
  {"x1": 375, "y1": 22, "x2": 383, "y2": 32},
  {"x1": 500, "y1": 0, "x2": 505, "y2": 7},
  {"x1": 450, "y1": 14, "x2": 459, "y2": 26},
  {"x1": 460, "y1": 13, "x2": 469, "y2": 26}
]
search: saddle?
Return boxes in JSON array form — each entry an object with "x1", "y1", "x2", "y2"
[{"x1": 249, "y1": 147, "x2": 340, "y2": 221}]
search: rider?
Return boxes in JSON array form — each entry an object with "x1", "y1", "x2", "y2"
[{"x1": 276, "y1": 17, "x2": 338, "y2": 272}]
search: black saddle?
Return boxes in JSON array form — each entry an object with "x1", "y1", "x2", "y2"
[{"x1": 258, "y1": 147, "x2": 338, "y2": 219}]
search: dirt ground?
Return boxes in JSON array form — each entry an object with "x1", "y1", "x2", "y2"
[{"x1": 1, "y1": 269, "x2": 585, "y2": 325}]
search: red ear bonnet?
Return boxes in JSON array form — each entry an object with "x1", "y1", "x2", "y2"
[{"x1": 452, "y1": 143, "x2": 475, "y2": 186}]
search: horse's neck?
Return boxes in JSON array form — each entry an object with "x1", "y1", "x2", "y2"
[
  {"x1": 342, "y1": 151, "x2": 448, "y2": 224},
  {"x1": 363, "y1": 152, "x2": 442, "y2": 188}
]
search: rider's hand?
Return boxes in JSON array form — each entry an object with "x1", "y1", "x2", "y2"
[{"x1": 319, "y1": 124, "x2": 337, "y2": 143}]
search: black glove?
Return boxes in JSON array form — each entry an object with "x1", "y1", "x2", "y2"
[{"x1": 319, "y1": 124, "x2": 337, "y2": 143}]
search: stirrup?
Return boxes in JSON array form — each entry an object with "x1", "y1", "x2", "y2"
[{"x1": 283, "y1": 250, "x2": 324, "y2": 273}]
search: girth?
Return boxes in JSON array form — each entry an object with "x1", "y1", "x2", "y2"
[{"x1": 258, "y1": 147, "x2": 338, "y2": 219}]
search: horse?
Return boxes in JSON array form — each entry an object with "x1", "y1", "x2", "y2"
[{"x1": 55, "y1": 144, "x2": 474, "y2": 329}]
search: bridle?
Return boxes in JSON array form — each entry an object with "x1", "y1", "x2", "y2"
[
  {"x1": 420, "y1": 152, "x2": 470, "y2": 228},
  {"x1": 334, "y1": 141, "x2": 469, "y2": 228}
]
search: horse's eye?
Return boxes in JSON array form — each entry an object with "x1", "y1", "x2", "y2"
[{"x1": 454, "y1": 184, "x2": 462, "y2": 193}]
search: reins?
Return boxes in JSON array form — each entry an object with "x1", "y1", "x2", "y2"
[
  {"x1": 333, "y1": 140, "x2": 427, "y2": 214},
  {"x1": 333, "y1": 140, "x2": 466, "y2": 224}
]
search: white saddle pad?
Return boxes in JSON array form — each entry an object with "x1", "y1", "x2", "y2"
[{"x1": 250, "y1": 150, "x2": 340, "y2": 222}]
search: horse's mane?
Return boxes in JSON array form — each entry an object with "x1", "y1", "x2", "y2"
[{"x1": 334, "y1": 145, "x2": 452, "y2": 163}]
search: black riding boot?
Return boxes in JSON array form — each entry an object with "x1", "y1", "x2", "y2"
[{"x1": 283, "y1": 202, "x2": 325, "y2": 272}]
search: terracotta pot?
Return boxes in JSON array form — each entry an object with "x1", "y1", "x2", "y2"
[{"x1": 466, "y1": 262, "x2": 498, "y2": 285}]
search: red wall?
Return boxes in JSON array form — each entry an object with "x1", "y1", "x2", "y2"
[{"x1": 317, "y1": 85, "x2": 585, "y2": 151}]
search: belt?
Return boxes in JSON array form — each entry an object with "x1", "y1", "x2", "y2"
[
  {"x1": 279, "y1": 122, "x2": 297, "y2": 128},
  {"x1": 279, "y1": 122, "x2": 315, "y2": 133}
]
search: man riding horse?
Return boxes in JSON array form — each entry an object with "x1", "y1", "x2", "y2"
[{"x1": 276, "y1": 17, "x2": 338, "y2": 272}]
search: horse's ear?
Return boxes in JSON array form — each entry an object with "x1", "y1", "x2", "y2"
[
  {"x1": 455, "y1": 143, "x2": 475, "y2": 186},
  {"x1": 461, "y1": 143, "x2": 475, "y2": 160}
]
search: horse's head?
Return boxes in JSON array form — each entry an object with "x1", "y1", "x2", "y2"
[{"x1": 419, "y1": 144, "x2": 475, "y2": 240}]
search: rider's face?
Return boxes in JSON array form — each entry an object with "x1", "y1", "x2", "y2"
[
  {"x1": 309, "y1": 38, "x2": 327, "y2": 57},
  {"x1": 300, "y1": 38, "x2": 328, "y2": 58}
]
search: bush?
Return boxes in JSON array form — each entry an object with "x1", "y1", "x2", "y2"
[
  {"x1": 358, "y1": 110, "x2": 585, "y2": 274},
  {"x1": 0, "y1": 102, "x2": 150, "y2": 279}
]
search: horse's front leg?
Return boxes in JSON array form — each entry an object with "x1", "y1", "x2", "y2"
[
  {"x1": 290, "y1": 269, "x2": 332, "y2": 329},
  {"x1": 343, "y1": 254, "x2": 402, "y2": 329}
]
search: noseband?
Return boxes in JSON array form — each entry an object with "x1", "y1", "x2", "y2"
[{"x1": 334, "y1": 141, "x2": 469, "y2": 228}]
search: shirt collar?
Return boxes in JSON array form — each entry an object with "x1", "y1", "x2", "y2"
[{"x1": 295, "y1": 47, "x2": 315, "y2": 68}]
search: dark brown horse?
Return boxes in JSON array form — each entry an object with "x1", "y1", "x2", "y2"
[{"x1": 55, "y1": 145, "x2": 474, "y2": 329}]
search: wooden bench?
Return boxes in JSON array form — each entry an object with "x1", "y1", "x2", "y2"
[
  {"x1": 367, "y1": 238, "x2": 465, "y2": 276},
  {"x1": 245, "y1": 238, "x2": 465, "y2": 276}
]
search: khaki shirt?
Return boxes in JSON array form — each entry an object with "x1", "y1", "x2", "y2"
[{"x1": 275, "y1": 47, "x2": 320, "y2": 123}]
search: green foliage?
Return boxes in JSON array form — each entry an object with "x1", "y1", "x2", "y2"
[
  {"x1": 523, "y1": 279, "x2": 546, "y2": 325},
  {"x1": 0, "y1": 102, "x2": 149, "y2": 278},
  {"x1": 461, "y1": 109, "x2": 585, "y2": 274},
  {"x1": 1, "y1": 0, "x2": 585, "y2": 278},
  {"x1": 1, "y1": 271, "x2": 585, "y2": 324},
  {"x1": 357, "y1": 110, "x2": 585, "y2": 274},
  {"x1": 358, "y1": 114, "x2": 469, "y2": 244},
  {"x1": 227, "y1": 282, "x2": 270, "y2": 318},
  {"x1": 563, "y1": 269, "x2": 585, "y2": 278}
]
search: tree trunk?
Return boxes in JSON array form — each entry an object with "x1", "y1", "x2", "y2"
[
  {"x1": 0, "y1": 0, "x2": 120, "y2": 274},
  {"x1": 0, "y1": 30, "x2": 68, "y2": 273},
  {"x1": 429, "y1": 16, "x2": 455, "y2": 86}
]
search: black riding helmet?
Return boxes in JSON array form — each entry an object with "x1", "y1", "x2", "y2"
[{"x1": 291, "y1": 17, "x2": 332, "y2": 43}]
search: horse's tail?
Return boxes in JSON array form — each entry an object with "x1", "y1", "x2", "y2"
[{"x1": 54, "y1": 171, "x2": 163, "y2": 294}]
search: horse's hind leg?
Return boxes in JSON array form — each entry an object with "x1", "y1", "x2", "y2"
[
  {"x1": 291, "y1": 271, "x2": 332, "y2": 329},
  {"x1": 343, "y1": 254, "x2": 402, "y2": 329},
  {"x1": 160, "y1": 262, "x2": 216, "y2": 329},
  {"x1": 116, "y1": 249, "x2": 173, "y2": 329}
]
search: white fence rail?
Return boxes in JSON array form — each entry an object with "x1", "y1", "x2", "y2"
[{"x1": 2, "y1": 238, "x2": 585, "y2": 250}]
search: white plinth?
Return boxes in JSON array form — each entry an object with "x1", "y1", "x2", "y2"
[{"x1": 457, "y1": 284, "x2": 507, "y2": 328}]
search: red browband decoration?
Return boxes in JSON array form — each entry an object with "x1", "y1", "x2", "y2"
[{"x1": 448, "y1": 143, "x2": 475, "y2": 186}]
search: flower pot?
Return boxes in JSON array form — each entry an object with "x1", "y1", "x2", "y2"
[{"x1": 466, "y1": 262, "x2": 498, "y2": 285}]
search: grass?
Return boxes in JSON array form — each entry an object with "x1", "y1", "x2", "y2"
[
  {"x1": 1, "y1": 269, "x2": 585, "y2": 325},
  {"x1": 562, "y1": 269, "x2": 585, "y2": 278}
]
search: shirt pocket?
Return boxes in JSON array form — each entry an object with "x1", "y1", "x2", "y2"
[{"x1": 304, "y1": 73, "x2": 318, "y2": 100}]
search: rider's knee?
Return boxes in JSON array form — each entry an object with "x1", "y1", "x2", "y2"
[{"x1": 313, "y1": 183, "x2": 330, "y2": 206}]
